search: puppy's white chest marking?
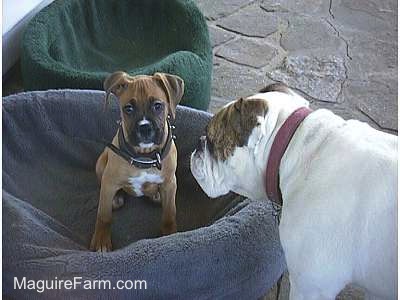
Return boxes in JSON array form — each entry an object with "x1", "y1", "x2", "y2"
[{"x1": 128, "y1": 173, "x2": 163, "y2": 196}]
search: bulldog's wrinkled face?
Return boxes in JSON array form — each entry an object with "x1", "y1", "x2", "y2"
[
  {"x1": 104, "y1": 72, "x2": 184, "y2": 153},
  {"x1": 190, "y1": 97, "x2": 268, "y2": 198}
]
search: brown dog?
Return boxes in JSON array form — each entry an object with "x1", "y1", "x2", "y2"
[{"x1": 90, "y1": 72, "x2": 184, "y2": 252}]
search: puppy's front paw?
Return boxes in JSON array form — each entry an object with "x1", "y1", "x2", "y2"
[
  {"x1": 90, "y1": 229, "x2": 112, "y2": 252},
  {"x1": 161, "y1": 221, "x2": 177, "y2": 236}
]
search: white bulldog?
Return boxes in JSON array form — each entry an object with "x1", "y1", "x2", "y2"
[{"x1": 190, "y1": 84, "x2": 397, "y2": 300}]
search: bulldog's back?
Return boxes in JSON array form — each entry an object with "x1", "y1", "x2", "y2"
[{"x1": 280, "y1": 108, "x2": 397, "y2": 298}]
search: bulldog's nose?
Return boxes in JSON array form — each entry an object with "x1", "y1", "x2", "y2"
[
  {"x1": 137, "y1": 123, "x2": 155, "y2": 141},
  {"x1": 196, "y1": 136, "x2": 206, "y2": 152}
]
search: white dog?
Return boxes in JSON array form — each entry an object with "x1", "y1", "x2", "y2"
[{"x1": 190, "y1": 84, "x2": 397, "y2": 300}]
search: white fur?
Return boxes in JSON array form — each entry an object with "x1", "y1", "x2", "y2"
[
  {"x1": 191, "y1": 90, "x2": 397, "y2": 299},
  {"x1": 138, "y1": 117, "x2": 150, "y2": 125},
  {"x1": 128, "y1": 172, "x2": 163, "y2": 196}
]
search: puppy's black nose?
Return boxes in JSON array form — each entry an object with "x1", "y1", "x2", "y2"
[
  {"x1": 137, "y1": 123, "x2": 155, "y2": 141},
  {"x1": 196, "y1": 136, "x2": 206, "y2": 152}
]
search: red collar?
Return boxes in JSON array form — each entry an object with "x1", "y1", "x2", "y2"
[{"x1": 265, "y1": 107, "x2": 313, "y2": 206}]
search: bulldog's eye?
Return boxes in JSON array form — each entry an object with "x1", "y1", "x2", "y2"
[
  {"x1": 124, "y1": 104, "x2": 134, "y2": 114},
  {"x1": 153, "y1": 102, "x2": 163, "y2": 112}
]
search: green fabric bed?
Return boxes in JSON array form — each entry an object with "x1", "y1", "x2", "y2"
[{"x1": 21, "y1": 0, "x2": 212, "y2": 110}]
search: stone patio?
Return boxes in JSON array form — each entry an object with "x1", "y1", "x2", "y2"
[
  {"x1": 194, "y1": 0, "x2": 397, "y2": 299},
  {"x1": 196, "y1": 0, "x2": 397, "y2": 135}
]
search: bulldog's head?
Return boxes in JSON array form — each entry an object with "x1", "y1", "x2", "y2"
[
  {"x1": 190, "y1": 83, "x2": 309, "y2": 200},
  {"x1": 104, "y1": 72, "x2": 184, "y2": 153}
]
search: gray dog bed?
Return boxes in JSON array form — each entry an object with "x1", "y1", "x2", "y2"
[{"x1": 3, "y1": 90, "x2": 285, "y2": 299}]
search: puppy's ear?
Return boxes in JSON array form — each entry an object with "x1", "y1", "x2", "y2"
[
  {"x1": 103, "y1": 71, "x2": 130, "y2": 109},
  {"x1": 153, "y1": 73, "x2": 184, "y2": 119}
]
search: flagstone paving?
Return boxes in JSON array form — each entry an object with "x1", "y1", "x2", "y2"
[{"x1": 195, "y1": 0, "x2": 397, "y2": 136}]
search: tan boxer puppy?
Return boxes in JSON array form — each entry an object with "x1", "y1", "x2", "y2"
[
  {"x1": 90, "y1": 72, "x2": 183, "y2": 252},
  {"x1": 191, "y1": 84, "x2": 397, "y2": 300}
]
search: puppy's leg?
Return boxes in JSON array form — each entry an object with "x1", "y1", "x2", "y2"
[
  {"x1": 95, "y1": 150, "x2": 108, "y2": 183},
  {"x1": 159, "y1": 175, "x2": 177, "y2": 235},
  {"x1": 90, "y1": 177, "x2": 118, "y2": 252}
]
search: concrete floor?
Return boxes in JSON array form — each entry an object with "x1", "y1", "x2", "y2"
[{"x1": 2, "y1": 0, "x2": 397, "y2": 299}]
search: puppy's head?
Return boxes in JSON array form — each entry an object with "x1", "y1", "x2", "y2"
[
  {"x1": 190, "y1": 83, "x2": 309, "y2": 199},
  {"x1": 104, "y1": 72, "x2": 184, "y2": 152}
]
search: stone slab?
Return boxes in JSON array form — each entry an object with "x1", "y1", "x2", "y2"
[
  {"x1": 208, "y1": 25, "x2": 236, "y2": 48},
  {"x1": 194, "y1": 0, "x2": 254, "y2": 20},
  {"x1": 280, "y1": 15, "x2": 345, "y2": 54},
  {"x1": 340, "y1": 29, "x2": 397, "y2": 82},
  {"x1": 216, "y1": 37, "x2": 284, "y2": 68},
  {"x1": 330, "y1": 0, "x2": 397, "y2": 42},
  {"x1": 268, "y1": 55, "x2": 347, "y2": 102},
  {"x1": 346, "y1": 77, "x2": 398, "y2": 131},
  {"x1": 261, "y1": 0, "x2": 330, "y2": 17},
  {"x1": 212, "y1": 57, "x2": 270, "y2": 100},
  {"x1": 217, "y1": 4, "x2": 285, "y2": 38}
]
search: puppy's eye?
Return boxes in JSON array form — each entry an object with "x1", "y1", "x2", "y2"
[
  {"x1": 153, "y1": 102, "x2": 163, "y2": 112},
  {"x1": 124, "y1": 104, "x2": 134, "y2": 114}
]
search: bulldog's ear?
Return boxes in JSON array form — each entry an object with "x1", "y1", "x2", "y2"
[
  {"x1": 103, "y1": 71, "x2": 130, "y2": 109},
  {"x1": 233, "y1": 97, "x2": 267, "y2": 115},
  {"x1": 231, "y1": 97, "x2": 268, "y2": 145},
  {"x1": 154, "y1": 73, "x2": 184, "y2": 119},
  {"x1": 258, "y1": 82, "x2": 290, "y2": 94},
  {"x1": 233, "y1": 97, "x2": 245, "y2": 112}
]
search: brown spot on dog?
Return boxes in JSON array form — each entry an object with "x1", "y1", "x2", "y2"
[
  {"x1": 259, "y1": 82, "x2": 291, "y2": 94},
  {"x1": 206, "y1": 98, "x2": 268, "y2": 161}
]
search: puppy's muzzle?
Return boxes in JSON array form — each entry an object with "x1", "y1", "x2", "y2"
[{"x1": 137, "y1": 122, "x2": 155, "y2": 142}]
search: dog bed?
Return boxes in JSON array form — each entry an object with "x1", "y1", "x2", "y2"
[
  {"x1": 20, "y1": 0, "x2": 212, "y2": 110},
  {"x1": 3, "y1": 90, "x2": 285, "y2": 299}
]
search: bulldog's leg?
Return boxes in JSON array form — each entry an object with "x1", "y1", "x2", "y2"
[
  {"x1": 159, "y1": 175, "x2": 177, "y2": 235},
  {"x1": 90, "y1": 175, "x2": 119, "y2": 252},
  {"x1": 288, "y1": 280, "x2": 333, "y2": 300},
  {"x1": 281, "y1": 224, "x2": 346, "y2": 300}
]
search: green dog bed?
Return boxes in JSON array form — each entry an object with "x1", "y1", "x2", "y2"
[{"x1": 21, "y1": 0, "x2": 212, "y2": 110}]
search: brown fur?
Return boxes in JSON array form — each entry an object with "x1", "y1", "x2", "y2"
[
  {"x1": 206, "y1": 98, "x2": 268, "y2": 161},
  {"x1": 90, "y1": 72, "x2": 183, "y2": 252},
  {"x1": 259, "y1": 82, "x2": 291, "y2": 94}
]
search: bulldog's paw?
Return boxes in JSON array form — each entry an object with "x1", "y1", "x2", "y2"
[
  {"x1": 161, "y1": 221, "x2": 177, "y2": 236},
  {"x1": 90, "y1": 229, "x2": 112, "y2": 252}
]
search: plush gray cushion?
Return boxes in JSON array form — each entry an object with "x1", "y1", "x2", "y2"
[{"x1": 3, "y1": 90, "x2": 285, "y2": 299}]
